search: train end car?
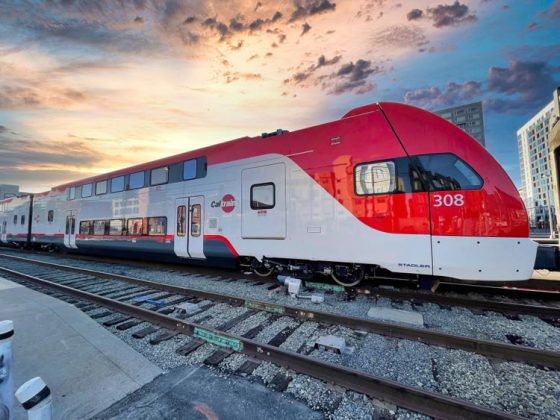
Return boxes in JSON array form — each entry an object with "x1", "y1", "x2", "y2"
[{"x1": 0, "y1": 194, "x2": 33, "y2": 246}]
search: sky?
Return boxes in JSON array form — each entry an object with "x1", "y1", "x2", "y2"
[{"x1": 0, "y1": 0, "x2": 559, "y2": 193}]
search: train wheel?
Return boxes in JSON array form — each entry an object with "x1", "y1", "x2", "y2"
[
  {"x1": 331, "y1": 265, "x2": 364, "y2": 287},
  {"x1": 253, "y1": 265, "x2": 274, "y2": 277}
]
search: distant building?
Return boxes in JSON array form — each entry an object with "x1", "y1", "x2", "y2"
[
  {"x1": 0, "y1": 184, "x2": 20, "y2": 199},
  {"x1": 517, "y1": 100, "x2": 555, "y2": 231},
  {"x1": 435, "y1": 101, "x2": 485, "y2": 146},
  {"x1": 548, "y1": 87, "x2": 560, "y2": 237}
]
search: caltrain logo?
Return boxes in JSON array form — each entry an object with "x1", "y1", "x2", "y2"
[{"x1": 211, "y1": 194, "x2": 236, "y2": 213}]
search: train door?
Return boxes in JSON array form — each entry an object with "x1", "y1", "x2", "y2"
[
  {"x1": 64, "y1": 210, "x2": 77, "y2": 249},
  {"x1": 174, "y1": 196, "x2": 205, "y2": 259},
  {"x1": 241, "y1": 163, "x2": 286, "y2": 239},
  {"x1": 1, "y1": 220, "x2": 6, "y2": 242}
]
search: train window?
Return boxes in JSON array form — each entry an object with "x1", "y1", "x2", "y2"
[
  {"x1": 151, "y1": 167, "x2": 169, "y2": 186},
  {"x1": 65, "y1": 216, "x2": 70, "y2": 234},
  {"x1": 416, "y1": 153, "x2": 483, "y2": 191},
  {"x1": 71, "y1": 217, "x2": 76, "y2": 234},
  {"x1": 176, "y1": 206, "x2": 186, "y2": 237},
  {"x1": 129, "y1": 171, "x2": 145, "y2": 190},
  {"x1": 251, "y1": 183, "x2": 275, "y2": 209},
  {"x1": 183, "y1": 159, "x2": 197, "y2": 180},
  {"x1": 21, "y1": 215, "x2": 25, "y2": 225},
  {"x1": 48, "y1": 210, "x2": 54, "y2": 222},
  {"x1": 68, "y1": 187, "x2": 76, "y2": 200},
  {"x1": 81, "y1": 184, "x2": 93, "y2": 198},
  {"x1": 93, "y1": 220, "x2": 107, "y2": 236},
  {"x1": 354, "y1": 161, "x2": 397, "y2": 195},
  {"x1": 79, "y1": 221, "x2": 93, "y2": 235},
  {"x1": 13, "y1": 215, "x2": 17, "y2": 225},
  {"x1": 109, "y1": 219, "x2": 124, "y2": 236},
  {"x1": 111, "y1": 176, "x2": 125, "y2": 193},
  {"x1": 96, "y1": 180, "x2": 107, "y2": 195},
  {"x1": 191, "y1": 204, "x2": 201, "y2": 237},
  {"x1": 148, "y1": 217, "x2": 167, "y2": 236},
  {"x1": 127, "y1": 218, "x2": 143, "y2": 236}
]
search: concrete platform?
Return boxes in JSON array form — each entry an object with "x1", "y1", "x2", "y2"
[
  {"x1": 94, "y1": 366, "x2": 322, "y2": 420},
  {"x1": 0, "y1": 277, "x2": 163, "y2": 419}
]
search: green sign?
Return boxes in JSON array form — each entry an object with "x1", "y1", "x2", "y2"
[
  {"x1": 305, "y1": 281, "x2": 345, "y2": 293},
  {"x1": 245, "y1": 300, "x2": 285, "y2": 314},
  {"x1": 193, "y1": 327, "x2": 243, "y2": 352}
]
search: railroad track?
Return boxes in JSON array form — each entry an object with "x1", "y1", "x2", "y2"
[
  {"x1": 0, "y1": 255, "x2": 558, "y2": 418},
  {"x1": 3, "y1": 247, "x2": 560, "y2": 319}
]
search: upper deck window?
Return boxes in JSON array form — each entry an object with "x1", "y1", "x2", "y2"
[
  {"x1": 416, "y1": 153, "x2": 483, "y2": 191},
  {"x1": 81, "y1": 183, "x2": 92, "y2": 198},
  {"x1": 151, "y1": 167, "x2": 168, "y2": 186},
  {"x1": 68, "y1": 187, "x2": 76, "y2": 200},
  {"x1": 354, "y1": 161, "x2": 397, "y2": 195},
  {"x1": 183, "y1": 159, "x2": 197, "y2": 180},
  {"x1": 96, "y1": 180, "x2": 107, "y2": 195},
  {"x1": 111, "y1": 176, "x2": 125, "y2": 193},
  {"x1": 129, "y1": 171, "x2": 144, "y2": 190}
]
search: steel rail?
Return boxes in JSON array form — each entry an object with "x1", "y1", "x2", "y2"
[
  {"x1": 1, "y1": 253, "x2": 559, "y2": 370},
  {"x1": 0, "y1": 265, "x2": 521, "y2": 420},
  {"x1": 357, "y1": 286, "x2": 560, "y2": 318}
]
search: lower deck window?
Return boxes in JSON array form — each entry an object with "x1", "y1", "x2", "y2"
[
  {"x1": 109, "y1": 219, "x2": 124, "y2": 236},
  {"x1": 148, "y1": 217, "x2": 167, "y2": 236},
  {"x1": 127, "y1": 218, "x2": 143, "y2": 236},
  {"x1": 79, "y1": 221, "x2": 93, "y2": 235},
  {"x1": 94, "y1": 220, "x2": 107, "y2": 236}
]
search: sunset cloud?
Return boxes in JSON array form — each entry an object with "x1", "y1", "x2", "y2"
[{"x1": 0, "y1": 0, "x2": 558, "y2": 191}]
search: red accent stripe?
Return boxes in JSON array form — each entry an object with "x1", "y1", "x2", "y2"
[
  {"x1": 75, "y1": 234, "x2": 174, "y2": 241},
  {"x1": 204, "y1": 234, "x2": 239, "y2": 257}
]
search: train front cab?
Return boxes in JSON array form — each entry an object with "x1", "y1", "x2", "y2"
[{"x1": 379, "y1": 102, "x2": 538, "y2": 281}]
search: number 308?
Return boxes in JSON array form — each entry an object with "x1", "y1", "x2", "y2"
[{"x1": 433, "y1": 194, "x2": 464, "y2": 207}]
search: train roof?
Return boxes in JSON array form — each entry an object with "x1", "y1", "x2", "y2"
[{"x1": 4, "y1": 102, "x2": 388, "y2": 200}]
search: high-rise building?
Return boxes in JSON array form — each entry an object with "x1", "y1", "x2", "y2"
[
  {"x1": 517, "y1": 100, "x2": 555, "y2": 230},
  {"x1": 435, "y1": 101, "x2": 485, "y2": 146}
]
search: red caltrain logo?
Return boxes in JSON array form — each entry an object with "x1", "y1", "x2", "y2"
[{"x1": 211, "y1": 194, "x2": 236, "y2": 213}]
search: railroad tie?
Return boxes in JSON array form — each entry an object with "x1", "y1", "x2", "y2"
[
  {"x1": 235, "y1": 360, "x2": 260, "y2": 377},
  {"x1": 132, "y1": 326, "x2": 159, "y2": 339},
  {"x1": 204, "y1": 349, "x2": 234, "y2": 366},
  {"x1": 215, "y1": 310, "x2": 257, "y2": 332},
  {"x1": 149, "y1": 330, "x2": 178, "y2": 345},
  {"x1": 103, "y1": 315, "x2": 132, "y2": 327},
  {"x1": 267, "y1": 323, "x2": 301, "y2": 347},
  {"x1": 116, "y1": 320, "x2": 142, "y2": 331},
  {"x1": 176, "y1": 340, "x2": 205, "y2": 356},
  {"x1": 268, "y1": 373, "x2": 293, "y2": 392},
  {"x1": 90, "y1": 310, "x2": 113, "y2": 319}
]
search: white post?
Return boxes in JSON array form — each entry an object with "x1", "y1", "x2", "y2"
[
  {"x1": 15, "y1": 377, "x2": 52, "y2": 420},
  {"x1": 0, "y1": 320, "x2": 15, "y2": 420}
]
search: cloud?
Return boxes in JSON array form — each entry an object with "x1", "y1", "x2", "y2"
[
  {"x1": 223, "y1": 71, "x2": 262, "y2": 84},
  {"x1": 404, "y1": 81, "x2": 482, "y2": 110},
  {"x1": 544, "y1": 0, "x2": 560, "y2": 19},
  {"x1": 485, "y1": 60, "x2": 558, "y2": 110},
  {"x1": 301, "y1": 22, "x2": 311, "y2": 35},
  {"x1": 406, "y1": 9, "x2": 423, "y2": 20},
  {"x1": 0, "y1": 135, "x2": 105, "y2": 170},
  {"x1": 289, "y1": 0, "x2": 337, "y2": 22},
  {"x1": 325, "y1": 59, "x2": 380, "y2": 95},
  {"x1": 372, "y1": 25, "x2": 428, "y2": 48},
  {"x1": 0, "y1": 85, "x2": 88, "y2": 110},
  {"x1": 403, "y1": 59, "x2": 559, "y2": 114},
  {"x1": 406, "y1": 1, "x2": 477, "y2": 28},
  {"x1": 133, "y1": 16, "x2": 144, "y2": 24},
  {"x1": 284, "y1": 54, "x2": 342, "y2": 85},
  {"x1": 0, "y1": 125, "x2": 7, "y2": 133}
]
